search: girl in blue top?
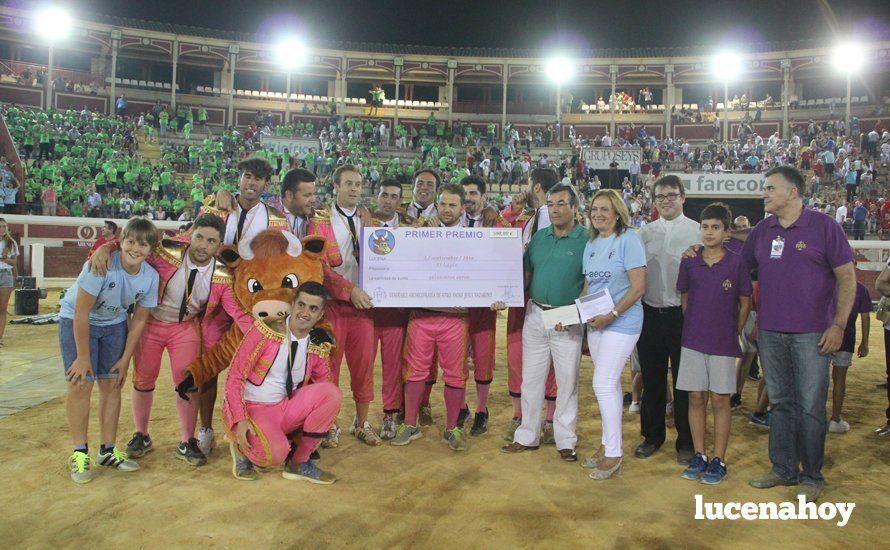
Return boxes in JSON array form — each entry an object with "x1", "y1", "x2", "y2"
[{"x1": 581, "y1": 189, "x2": 647, "y2": 480}]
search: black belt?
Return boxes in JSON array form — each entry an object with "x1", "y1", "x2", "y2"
[
  {"x1": 531, "y1": 300, "x2": 559, "y2": 311},
  {"x1": 643, "y1": 303, "x2": 681, "y2": 315}
]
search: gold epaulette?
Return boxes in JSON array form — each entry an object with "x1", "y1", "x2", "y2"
[
  {"x1": 155, "y1": 238, "x2": 187, "y2": 267},
  {"x1": 211, "y1": 261, "x2": 233, "y2": 284},
  {"x1": 399, "y1": 211, "x2": 417, "y2": 225},
  {"x1": 311, "y1": 206, "x2": 332, "y2": 222},
  {"x1": 267, "y1": 204, "x2": 288, "y2": 227},
  {"x1": 255, "y1": 317, "x2": 287, "y2": 342},
  {"x1": 496, "y1": 215, "x2": 512, "y2": 228},
  {"x1": 516, "y1": 210, "x2": 533, "y2": 224},
  {"x1": 308, "y1": 342, "x2": 332, "y2": 359},
  {"x1": 413, "y1": 216, "x2": 434, "y2": 228}
]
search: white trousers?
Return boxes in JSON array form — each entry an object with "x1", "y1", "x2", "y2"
[
  {"x1": 587, "y1": 329, "x2": 640, "y2": 457},
  {"x1": 515, "y1": 302, "x2": 582, "y2": 450}
]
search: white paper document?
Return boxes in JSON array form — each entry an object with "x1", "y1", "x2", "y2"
[
  {"x1": 575, "y1": 289, "x2": 615, "y2": 323},
  {"x1": 541, "y1": 305, "x2": 581, "y2": 329}
]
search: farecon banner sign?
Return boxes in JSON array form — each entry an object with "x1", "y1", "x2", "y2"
[
  {"x1": 668, "y1": 172, "x2": 766, "y2": 197},
  {"x1": 260, "y1": 136, "x2": 321, "y2": 156},
  {"x1": 581, "y1": 147, "x2": 642, "y2": 170}
]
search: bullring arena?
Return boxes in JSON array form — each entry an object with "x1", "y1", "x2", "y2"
[{"x1": 1, "y1": 2, "x2": 889, "y2": 548}]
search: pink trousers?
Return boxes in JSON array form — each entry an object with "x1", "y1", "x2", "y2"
[
  {"x1": 403, "y1": 310, "x2": 468, "y2": 388},
  {"x1": 373, "y1": 308, "x2": 408, "y2": 414},
  {"x1": 243, "y1": 382, "x2": 342, "y2": 467},
  {"x1": 327, "y1": 300, "x2": 375, "y2": 403}
]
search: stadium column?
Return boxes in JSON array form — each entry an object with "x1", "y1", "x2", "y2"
[
  {"x1": 394, "y1": 60, "x2": 402, "y2": 128},
  {"x1": 609, "y1": 64, "x2": 618, "y2": 137},
  {"x1": 228, "y1": 45, "x2": 238, "y2": 128},
  {"x1": 781, "y1": 59, "x2": 790, "y2": 139},
  {"x1": 339, "y1": 56, "x2": 347, "y2": 116},
  {"x1": 665, "y1": 64, "x2": 673, "y2": 141},
  {"x1": 44, "y1": 43, "x2": 54, "y2": 110},
  {"x1": 109, "y1": 30, "x2": 120, "y2": 116},
  {"x1": 171, "y1": 38, "x2": 179, "y2": 110},
  {"x1": 501, "y1": 64, "x2": 507, "y2": 136},
  {"x1": 447, "y1": 63, "x2": 456, "y2": 125},
  {"x1": 285, "y1": 70, "x2": 291, "y2": 123}
]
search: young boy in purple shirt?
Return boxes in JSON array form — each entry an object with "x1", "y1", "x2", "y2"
[
  {"x1": 828, "y1": 275, "x2": 872, "y2": 433},
  {"x1": 676, "y1": 203, "x2": 752, "y2": 484}
]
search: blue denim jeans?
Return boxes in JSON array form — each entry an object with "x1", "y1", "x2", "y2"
[
  {"x1": 758, "y1": 330, "x2": 830, "y2": 487},
  {"x1": 58, "y1": 318, "x2": 128, "y2": 381}
]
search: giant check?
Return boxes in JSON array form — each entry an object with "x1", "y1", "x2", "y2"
[{"x1": 359, "y1": 227, "x2": 525, "y2": 308}]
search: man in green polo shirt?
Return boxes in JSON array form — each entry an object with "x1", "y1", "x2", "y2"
[{"x1": 503, "y1": 182, "x2": 586, "y2": 460}]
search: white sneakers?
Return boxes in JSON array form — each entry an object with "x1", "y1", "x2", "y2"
[
  {"x1": 828, "y1": 418, "x2": 851, "y2": 433},
  {"x1": 629, "y1": 401, "x2": 641, "y2": 413},
  {"x1": 197, "y1": 427, "x2": 214, "y2": 456}
]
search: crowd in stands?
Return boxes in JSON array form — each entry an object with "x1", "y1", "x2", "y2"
[{"x1": 2, "y1": 98, "x2": 890, "y2": 240}]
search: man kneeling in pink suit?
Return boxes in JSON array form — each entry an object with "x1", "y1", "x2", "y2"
[{"x1": 224, "y1": 281, "x2": 342, "y2": 484}]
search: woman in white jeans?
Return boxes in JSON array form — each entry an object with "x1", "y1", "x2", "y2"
[{"x1": 580, "y1": 190, "x2": 646, "y2": 480}]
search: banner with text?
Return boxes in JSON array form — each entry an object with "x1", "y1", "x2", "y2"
[
  {"x1": 260, "y1": 136, "x2": 321, "y2": 156},
  {"x1": 668, "y1": 172, "x2": 766, "y2": 197},
  {"x1": 581, "y1": 147, "x2": 642, "y2": 170}
]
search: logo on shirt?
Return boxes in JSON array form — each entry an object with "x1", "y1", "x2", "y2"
[
  {"x1": 108, "y1": 282, "x2": 116, "y2": 289},
  {"x1": 722, "y1": 279, "x2": 733, "y2": 291},
  {"x1": 369, "y1": 229, "x2": 396, "y2": 255},
  {"x1": 795, "y1": 241, "x2": 807, "y2": 251}
]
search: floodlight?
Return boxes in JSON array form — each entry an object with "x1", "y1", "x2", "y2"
[
  {"x1": 545, "y1": 56, "x2": 574, "y2": 84},
  {"x1": 276, "y1": 39, "x2": 307, "y2": 69},
  {"x1": 832, "y1": 42, "x2": 864, "y2": 74},
  {"x1": 712, "y1": 52, "x2": 742, "y2": 81},
  {"x1": 34, "y1": 6, "x2": 72, "y2": 41}
]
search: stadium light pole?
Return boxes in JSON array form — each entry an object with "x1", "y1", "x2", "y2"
[
  {"x1": 712, "y1": 52, "x2": 742, "y2": 143},
  {"x1": 832, "y1": 42, "x2": 864, "y2": 128},
  {"x1": 546, "y1": 56, "x2": 574, "y2": 144},
  {"x1": 34, "y1": 7, "x2": 72, "y2": 110},
  {"x1": 277, "y1": 39, "x2": 306, "y2": 124}
]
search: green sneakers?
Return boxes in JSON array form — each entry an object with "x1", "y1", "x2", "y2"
[
  {"x1": 69, "y1": 451, "x2": 92, "y2": 484},
  {"x1": 390, "y1": 424, "x2": 423, "y2": 446}
]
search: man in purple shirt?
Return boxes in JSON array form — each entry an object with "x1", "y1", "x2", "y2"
[{"x1": 740, "y1": 166, "x2": 855, "y2": 503}]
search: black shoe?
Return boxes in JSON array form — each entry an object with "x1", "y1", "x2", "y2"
[
  {"x1": 676, "y1": 447, "x2": 695, "y2": 465},
  {"x1": 470, "y1": 410, "x2": 489, "y2": 436},
  {"x1": 456, "y1": 407, "x2": 471, "y2": 430},
  {"x1": 310, "y1": 449, "x2": 321, "y2": 461},
  {"x1": 747, "y1": 372, "x2": 762, "y2": 382},
  {"x1": 126, "y1": 432, "x2": 153, "y2": 458},
  {"x1": 623, "y1": 392, "x2": 633, "y2": 405},
  {"x1": 176, "y1": 438, "x2": 207, "y2": 466},
  {"x1": 634, "y1": 440, "x2": 660, "y2": 458},
  {"x1": 730, "y1": 394, "x2": 742, "y2": 410}
]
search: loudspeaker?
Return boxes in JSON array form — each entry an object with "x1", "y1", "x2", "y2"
[
  {"x1": 16, "y1": 276, "x2": 36, "y2": 289},
  {"x1": 14, "y1": 289, "x2": 39, "y2": 315}
]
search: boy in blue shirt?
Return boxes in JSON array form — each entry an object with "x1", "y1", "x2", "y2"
[
  {"x1": 59, "y1": 217, "x2": 160, "y2": 483},
  {"x1": 676, "y1": 203, "x2": 752, "y2": 484}
]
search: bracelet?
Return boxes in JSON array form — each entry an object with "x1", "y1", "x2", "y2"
[
  {"x1": 832, "y1": 322, "x2": 845, "y2": 331},
  {"x1": 610, "y1": 309, "x2": 620, "y2": 318}
]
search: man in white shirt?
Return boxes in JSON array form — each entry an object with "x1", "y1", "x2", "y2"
[
  {"x1": 635, "y1": 175, "x2": 700, "y2": 463},
  {"x1": 405, "y1": 169, "x2": 439, "y2": 221},
  {"x1": 628, "y1": 159, "x2": 641, "y2": 188},
  {"x1": 323, "y1": 164, "x2": 381, "y2": 446},
  {"x1": 835, "y1": 202, "x2": 848, "y2": 225}
]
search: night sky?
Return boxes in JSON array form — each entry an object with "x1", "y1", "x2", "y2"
[{"x1": 22, "y1": 0, "x2": 890, "y2": 51}]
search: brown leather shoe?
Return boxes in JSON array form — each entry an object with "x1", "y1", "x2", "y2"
[
  {"x1": 500, "y1": 442, "x2": 539, "y2": 454},
  {"x1": 558, "y1": 448, "x2": 578, "y2": 462}
]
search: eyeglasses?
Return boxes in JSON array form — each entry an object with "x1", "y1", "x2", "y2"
[
  {"x1": 654, "y1": 193, "x2": 681, "y2": 203},
  {"x1": 546, "y1": 201, "x2": 572, "y2": 209}
]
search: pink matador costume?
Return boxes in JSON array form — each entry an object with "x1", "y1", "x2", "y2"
[{"x1": 223, "y1": 317, "x2": 342, "y2": 468}]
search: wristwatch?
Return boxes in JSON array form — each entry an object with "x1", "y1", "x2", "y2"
[{"x1": 610, "y1": 309, "x2": 620, "y2": 318}]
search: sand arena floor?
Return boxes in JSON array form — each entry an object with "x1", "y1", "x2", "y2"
[{"x1": 0, "y1": 295, "x2": 887, "y2": 548}]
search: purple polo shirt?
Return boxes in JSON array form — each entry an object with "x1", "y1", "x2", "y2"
[
  {"x1": 839, "y1": 282, "x2": 873, "y2": 352},
  {"x1": 677, "y1": 249, "x2": 753, "y2": 357},
  {"x1": 742, "y1": 207, "x2": 853, "y2": 333}
]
